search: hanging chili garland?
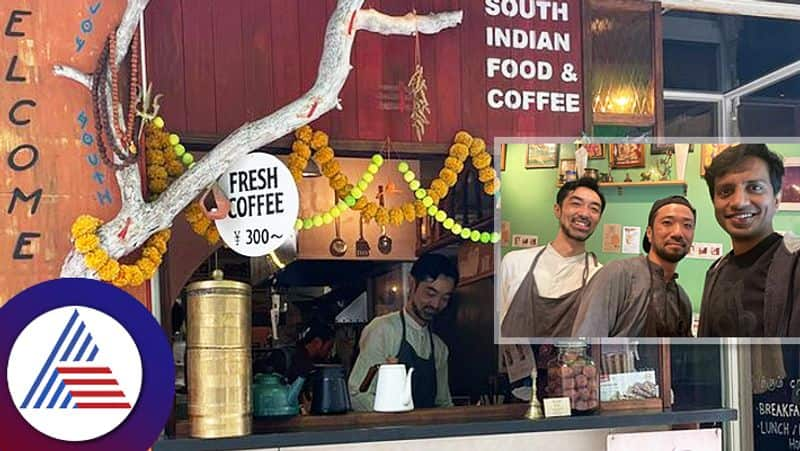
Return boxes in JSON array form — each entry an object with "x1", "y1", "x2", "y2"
[{"x1": 408, "y1": 15, "x2": 430, "y2": 142}]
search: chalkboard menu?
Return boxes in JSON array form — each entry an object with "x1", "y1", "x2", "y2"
[{"x1": 752, "y1": 345, "x2": 800, "y2": 451}]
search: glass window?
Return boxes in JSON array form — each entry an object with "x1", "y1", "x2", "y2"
[
  {"x1": 664, "y1": 10, "x2": 800, "y2": 92},
  {"x1": 663, "y1": 40, "x2": 720, "y2": 91},
  {"x1": 665, "y1": 100, "x2": 718, "y2": 137},
  {"x1": 671, "y1": 344, "x2": 723, "y2": 410},
  {"x1": 739, "y1": 74, "x2": 800, "y2": 136},
  {"x1": 590, "y1": 3, "x2": 654, "y2": 119}
]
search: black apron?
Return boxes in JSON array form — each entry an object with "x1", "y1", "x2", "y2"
[
  {"x1": 502, "y1": 247, "x2": 596, "y2": 337},
  {"x1": 396, "y1": 311, "x2": 437, "y2": 408}
]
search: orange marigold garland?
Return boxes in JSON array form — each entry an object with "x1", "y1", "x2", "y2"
[
  {"x1": 70, "y1": 214, "x2": 171, "y2": 287},
  {"x1": 143, "y1": 117, "x2": 219, "y2": 245},
  {"x1": 288, "y1": 126, "x2": 500, "y2": 228}
]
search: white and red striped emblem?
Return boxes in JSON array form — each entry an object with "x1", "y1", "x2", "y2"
[
  {"x1": 57, "y1": 366, "x2": 131, "y2": 409},
  {"x1": 8, "y1": 306, "x2": 143, "y2": 442}
]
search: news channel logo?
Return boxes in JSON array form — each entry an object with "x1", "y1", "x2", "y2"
[{"x1": 0, "y1": 278, "x2": 174, "y2": 450}]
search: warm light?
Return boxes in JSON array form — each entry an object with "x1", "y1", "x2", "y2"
[
  {"x1": 391, "y1": 285, "x2": 398, "y2": 293},
  {"x1": 593, "y1": 85, "x2": 652, "y2": 116},
  {"x1": 613, "y1": 95, "x2": 630, "y2": 108}
]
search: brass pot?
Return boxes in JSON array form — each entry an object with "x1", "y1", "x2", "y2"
[{"x1": 186, "y1": 277, "x2": 252, "y2": 438}]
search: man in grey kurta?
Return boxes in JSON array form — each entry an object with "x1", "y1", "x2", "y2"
[{"x1": 571, "y1": 196, "x2": 696, "y2": 337}]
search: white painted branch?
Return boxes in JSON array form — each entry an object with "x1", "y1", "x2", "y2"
[
  {"x1": 355, "y1": 9, "x2": 463, "y2": 36},
  {"x1": 53, "y1": 65, "x2": 92, "y2": 89},
  {"x1": 59, "y1": 0, "x2": 463, "y2": 279},
  {"x1": 114, "y1": 0, "x2": 149, "y2": 66}
]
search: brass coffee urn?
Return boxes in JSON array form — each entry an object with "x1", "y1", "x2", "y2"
[{"x1": 186, "y1": 270, "x2": 252, "y2": 438}]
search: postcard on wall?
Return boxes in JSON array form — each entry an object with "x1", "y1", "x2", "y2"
[
  {"x1": 622, "y1": 226, "x2": 641, "y2": 254},
  {"x1": 687, "y1": 242, "x2": 724, "y2": 260},
  {"x1": 603, "y1": 224, "x2": 622, "y2": 253},
  {"x1": 501, "y1": 221, "x2": 511, "y2": 246},
  {"x1": 512, "y1": 234, "x2": 538, "y2": 248}
]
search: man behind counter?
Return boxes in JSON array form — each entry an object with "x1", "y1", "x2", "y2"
[
  {"x1": 348, "y1": 253, "x2": 458, "y2": 411},
  {"x1": 698, "y1": 144, "x2": 800, "y2": 337}
]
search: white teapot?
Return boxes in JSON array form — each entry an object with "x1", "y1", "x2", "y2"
[{"x1": 373, "y1": 364, "x2": 414, "y2": 412}]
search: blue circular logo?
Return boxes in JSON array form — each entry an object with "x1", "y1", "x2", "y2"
[{"x1": 0, "y1": 278, "x2": 174, "y2": 450}]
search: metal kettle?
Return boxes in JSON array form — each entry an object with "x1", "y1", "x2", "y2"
[
  {"x1": 310, "y1": 364, "x2": 351, "y2": 414},
  {"x1": 252, "y1": 373, "x2": 305, "y2": 417}
]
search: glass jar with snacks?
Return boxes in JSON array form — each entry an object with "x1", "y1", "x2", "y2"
[{"x1": 545, "y1": 341, "x2": 599, "y2": 414}]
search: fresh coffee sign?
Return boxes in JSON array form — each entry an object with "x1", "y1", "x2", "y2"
[{"x1": 215, "y1": 152, "x2": 299, "y2": 257}]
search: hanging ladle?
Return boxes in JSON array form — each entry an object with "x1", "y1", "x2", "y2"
[
  {"x1": 329, "y1": 192, "x2": 347, "y2": 257},
  {"x1": 377, "y1": 185, "x2": 392, "y2": 254}
]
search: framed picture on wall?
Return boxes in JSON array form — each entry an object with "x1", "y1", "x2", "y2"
[
  {"x1": 780, "y1": 157, "x2": 800, "y2": 211},
  {"x1": 700, "y1": 144, "x2": 734, "y2": 176},
  {"x1": 525, "y1": 144, "x2": 558, "y2": 169},
  {"x1": 609, "y1": 143, "x2": 646, "y2": 168},
  {"x1": 586, "y1": 143, "x2": 605, "y2": 160}
]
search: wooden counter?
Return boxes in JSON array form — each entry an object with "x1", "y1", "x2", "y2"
[
  {"x1": 174, "y1": 404, "x2": 528, "y2": 437},
  {"x1": 156, "y1": 405, "x2": 737, "y2": 451}
]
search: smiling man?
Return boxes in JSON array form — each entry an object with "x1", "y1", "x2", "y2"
[
  {"x1": 571, "y1": 196, "x2": 696, "y2": 337},
  {"x1": 500, "y1": 177, "x2": 605, "y2": 338},
  {"x1": 698, "y1": 144, "x2": 800, "y2": 337}
]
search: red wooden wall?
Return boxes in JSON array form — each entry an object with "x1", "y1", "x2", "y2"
[{"x1": 144, "y1": 0, "x2": 585, "y2": 144}]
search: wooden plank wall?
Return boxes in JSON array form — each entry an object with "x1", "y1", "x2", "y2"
[
  {"x1": 144, "y1": 0, "x2": 585, "y2": 144},
  {"x1": 1, "y1": 0, "x2": 148, "y2": 306}
]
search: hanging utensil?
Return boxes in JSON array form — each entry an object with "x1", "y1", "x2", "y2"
[
  {"x1": 377, "y1": 185, "x2": 392, "y2": 254},
  {"x1": 329, "y1": 192, "x2": 347, "y2": 257},
  {"x1": 200, "y1": 183, "x2": 231, "y2": 221},
  {"x1": 355, "y1": 215, "x2": 370, "y2": 257}
]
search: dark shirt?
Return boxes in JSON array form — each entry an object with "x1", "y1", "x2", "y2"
[
  {"x1": 702, "y1": 233, "x2": 783, "y2": 336},
  {"x1": 286, "y1": 346, "x2": 315, "y2": 382}
]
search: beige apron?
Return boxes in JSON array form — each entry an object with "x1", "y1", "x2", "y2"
[{"x1": 501, "y1": 247, "x2": 597, "y2": 337}]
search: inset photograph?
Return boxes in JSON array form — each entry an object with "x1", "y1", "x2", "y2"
[{"x1": 498, "y1": 141, "x2": 800, "y2": 340}]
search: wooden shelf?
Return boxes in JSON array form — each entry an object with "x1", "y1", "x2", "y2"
[{"x1": 558, "y1": 180, "x2": 687, "y2": 195}]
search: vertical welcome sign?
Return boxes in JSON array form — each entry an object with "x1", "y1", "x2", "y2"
[{"x1": 1, "y1": 1, "x2": 146, "y2": 305}]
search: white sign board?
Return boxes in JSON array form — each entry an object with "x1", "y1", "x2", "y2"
[
  {"x1": 608, "y1": 429, "x2": 722, "y2": 451},
  {"x1": 215, "y1": 152, "x2": 299, "y2": 257}
]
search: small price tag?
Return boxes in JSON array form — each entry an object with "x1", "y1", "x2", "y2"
[{"x1": 543, "y1": 397, "x2": 571, "y2": 418}]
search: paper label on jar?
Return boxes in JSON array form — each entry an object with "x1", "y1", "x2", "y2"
[{"x1": 544, "y1": 397, "x2": 571, "y2": 417}]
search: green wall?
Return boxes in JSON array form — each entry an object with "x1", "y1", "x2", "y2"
[{"x1": 500, "y1": 143, "x2": 800, "y2": 310}]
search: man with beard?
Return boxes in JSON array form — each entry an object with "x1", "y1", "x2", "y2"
[
  {"x1": 500, "y1": 177, "x2": 606, "y2": 338},
  {"x1": 571, "y1": 196, "x2": 696, "y2": 337},
  {"x1": 698, "y1": 144, "x2": 800, "y2": 337},
  {"x1": 348, "y1": 252, "x2": 458, "y2": 411}
]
